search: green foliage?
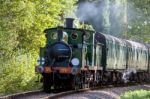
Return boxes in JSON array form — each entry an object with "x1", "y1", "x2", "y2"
[
  {"x1": 127, "y1": 0, "x2": 150, "y2": 42},
  {"x1": 0, "y1": 51, "x2": 41, "y2": 94},
  {"x1": 120, "y1": 90, "x2": 150, "y2": 99},
  {"x1": 0, "y1": 0, "x2": 76, "y2": 95}
]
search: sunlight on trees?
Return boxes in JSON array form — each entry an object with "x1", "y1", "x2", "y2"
[{"x1": 0, "y1": 0, "x2": 76, "y2": 94}]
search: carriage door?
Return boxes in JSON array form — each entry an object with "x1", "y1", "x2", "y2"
[
  {"x1": 93, "y1": 44, "x2": 102, "y2": 82},
  {"x1": 95, "y1": 44, "x2": 102, "y2": 69}
]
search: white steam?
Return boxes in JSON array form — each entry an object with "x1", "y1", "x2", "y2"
[
  {"x1": 76, "y1": 2, "x2": 102, "y2": 22},
  {"x1": 76, "y1": 1, "x2": 105, "y2": 32},
  {"x1": 76, "y1": 1, "x2": 127, "y2": 37}
]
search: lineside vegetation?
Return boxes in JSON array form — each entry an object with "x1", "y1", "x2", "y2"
[{"x1": 120, "y1": 90, "x2": 150, "y2": 99}]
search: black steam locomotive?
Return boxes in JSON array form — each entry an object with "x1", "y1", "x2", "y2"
[{"x1": 36, "y1": 18, "x2": 150, "y2": 92}]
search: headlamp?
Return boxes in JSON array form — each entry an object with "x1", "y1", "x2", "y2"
[{"x1": 71, "y1": 58, "x2": 79, "y2": 66}]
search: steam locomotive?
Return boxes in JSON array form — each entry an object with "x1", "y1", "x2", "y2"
[{"x1": 36, "y1": 18, "x2": 150, "y2": 92}]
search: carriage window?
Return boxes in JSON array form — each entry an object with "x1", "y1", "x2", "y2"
[
  {"x1": 95, "y1": 45, "x2": 102, "y2": 66},
  {"x1": 51, "y1": 32, "x2": 57, "y2": 39},
  {"x1": 71, "y1": 32, "x2": 78, "y2": 40}
]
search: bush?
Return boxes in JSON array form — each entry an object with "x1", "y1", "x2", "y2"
[
  {"x1": 120, "y1": 89, "x2": 150, "y2": 99},
  {"x1": 0, "y1": 51, "x2": 42, "y2": 95}
]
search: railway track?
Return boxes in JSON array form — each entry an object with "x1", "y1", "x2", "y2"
[
  {"x1": 0, "y1": 84, "x2": 150, "y2": 99},
  {"x1": 0, "y1": 90, "x2": 49, "y2": 99},
  {"x1": 59, "y1": 84, "x2": 150, "y2": 99},
  {"x1": 58, "y1": 84, "x2": 150, "y2": 99},
  {"x1": 0, "y1": 87, "x2": 100, "y2": 99}
]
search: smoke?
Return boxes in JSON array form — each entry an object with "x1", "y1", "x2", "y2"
[
  {"x1": 76, "y1": 1, "x2": 127, "y2": 37},
  {"x1": 76, "y1": 1, "x2": 104, "y2": 32},
  {"x1": 76, "y1": 2, "x2": 102, "y2": 22},
  {"x1": 76, "y1": 0, "x2": 148, "y2": 40}
]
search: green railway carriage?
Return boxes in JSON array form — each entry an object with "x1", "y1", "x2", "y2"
[
  {"x1": 94, "y1": 33, "x2": 127, "y2": 70},
  {"x1": 104, "y1": 34, "x2": 127, "y2": 70},
  {"x1": 126, "y1": 40, "x2": 149, "y2": 71}
]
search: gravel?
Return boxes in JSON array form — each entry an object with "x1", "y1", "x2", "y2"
[{"x1": 58, "y1": 84, "x2": 150, "y2": 99}]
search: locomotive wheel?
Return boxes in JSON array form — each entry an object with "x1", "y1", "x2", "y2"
[
  {"x1": 43, "y1": 74, "x2": 51, "y2": 93},
  {"x1": 74, "y1": 76, "x2": 79, "y2": 90},
  {"x1": 112, "y1": 72, "x2": 116, "y2": 85},
  {"x1": 116, "y1": 72, "x2": 123, "y2": 85},
  {"x1": 74, "y1": 75, "x2": 82, "y2": 90},
  {"x1": 137, "y1": 73, "x2": 142, "y2": 83},
  {"x1": 43, "y1": 83, "x2": 51, "y2": 93},
  {"x1": 68, "y1": 78, "x2": 75, "y2": 90},
  {"x1": 102, "y1": 71, "x2": 110, "y2": 85}
]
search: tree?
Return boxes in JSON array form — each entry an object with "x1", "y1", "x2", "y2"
[
  {"x1": 0, "y1": 0, "x2": 76, "y2": 94},
  {"x1": 127, "y1": 0, "x2": 150, "y2": 42}
]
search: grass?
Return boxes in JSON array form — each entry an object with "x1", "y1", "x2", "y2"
[{"x1": 120, "y1": 89, "x2": 150, "y2": 99}]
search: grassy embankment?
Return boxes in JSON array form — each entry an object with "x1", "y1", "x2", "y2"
[{"x1": 120, "y1": 89, "x2": 150, "y2": 99}]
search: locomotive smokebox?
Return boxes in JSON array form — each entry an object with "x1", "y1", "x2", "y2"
[{"x1": 65, "y1": 18, "x2": 74, "y2": 28}]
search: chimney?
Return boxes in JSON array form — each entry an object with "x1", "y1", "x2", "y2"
[{"x1": 65, "y1": 18, "x2": 74, "y2": 28}]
